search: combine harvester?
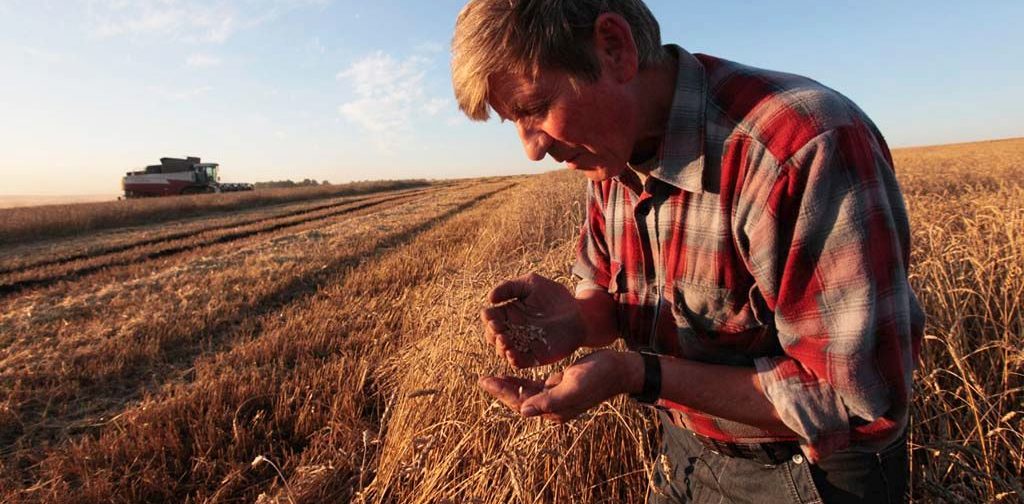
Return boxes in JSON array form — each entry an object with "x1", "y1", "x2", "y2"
[{"x1": 122, "y1": 156, "x2": 254, "y2": 198}]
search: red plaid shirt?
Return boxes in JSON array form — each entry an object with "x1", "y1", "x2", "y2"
[{"x1": 573, "y1": 45, "x2": 925, "y2": 461}]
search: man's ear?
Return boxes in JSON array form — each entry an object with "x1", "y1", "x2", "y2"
[{"x1": 592, "y1": 12, "x2": 639, "y2": 83}]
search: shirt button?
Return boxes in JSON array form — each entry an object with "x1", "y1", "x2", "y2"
[
  {"x1": 649, "y1": 285, "x2": 660, "y2": 296},
  {"x1": 792, "y1": 454, "x2": 804, "y2": 465}
]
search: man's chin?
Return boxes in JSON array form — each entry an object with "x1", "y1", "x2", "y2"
[{"x1": 568, "y1": 164, "x2": 617, "y2": 182}]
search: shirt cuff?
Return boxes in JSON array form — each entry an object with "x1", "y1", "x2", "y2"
[
  {"x1": 571, "y1": 260, "x2": 609, "y2": 296},
  {"x1": 754, "y1": 355, "x2": 851, "y2": 462},
  {"x1": 574, "y1": 278, "x2": 605, "y2": 297}
]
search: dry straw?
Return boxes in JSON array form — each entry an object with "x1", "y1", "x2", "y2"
[{"x1": 0, "y1": 139, "x2": 1021, "y2": 502}]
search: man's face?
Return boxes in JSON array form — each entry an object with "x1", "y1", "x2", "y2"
[{"x1": 488, "y1": 69, "x2": 636, "y2": 182}]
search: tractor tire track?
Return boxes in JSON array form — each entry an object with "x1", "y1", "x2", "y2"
[
  {"x1": 0, "y1": 185, "x2": 444, "y2": 277},
  {"x1": 0, "y1": 185, "x2": 452, "y2": 298}
]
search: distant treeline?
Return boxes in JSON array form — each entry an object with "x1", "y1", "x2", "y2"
[{"x1": 253, "y1": 179, "x2": 331, "y2": 189}]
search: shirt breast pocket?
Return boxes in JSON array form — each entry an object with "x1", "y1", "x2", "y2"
[{"x1": 670, "y1": 280, "x2": 779, "y2": 364}]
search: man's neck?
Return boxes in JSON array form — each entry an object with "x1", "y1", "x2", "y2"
[{"x1": 628, "y1": 49, "x2": 680, "y2": 170}]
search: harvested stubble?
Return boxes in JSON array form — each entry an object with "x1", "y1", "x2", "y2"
[
  {"x1": 0, "y1": 181, "x2": 513, "y2": 502},
  {"x1": 0, "y1": 184, "x2": 435, "y2": 275},
  {"x1": 0, "y1": 178, "x2": 433, "y2": 246},
  {"x1": 0, "y1": 187, "x2": 434, "y2": 296},
  {"x1": 0, "y1": 138, "x2": 1019, "y2": 503}
]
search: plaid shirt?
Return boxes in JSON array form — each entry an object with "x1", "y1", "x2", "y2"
[{"x1": 573, "y1": 45, "x2": 925, "y2": 462}]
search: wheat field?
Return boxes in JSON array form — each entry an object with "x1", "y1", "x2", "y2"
[
  {"x1": 0, "y1": 179, "x2": 432, "y2": 246},
  {"x1": 0, "y1": 138, "x2": 1021, "y2": 503}
]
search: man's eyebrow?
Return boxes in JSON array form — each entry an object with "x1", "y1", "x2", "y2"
[
  {"x1": 490, "y1": 81, "x2": 548, "y2": 121},
  {"x1": 509, "y1": 90, "x2": 551, "y2": 116}
]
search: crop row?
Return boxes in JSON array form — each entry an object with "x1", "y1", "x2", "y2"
[
  {"x1": 0, "y1": 185, "x2": 445, "y2": 277},
  {"x1": 0, "y1": 179, "x2": 434, "y2": 246},
  {"x1": 0, "y1": 186, "x2": 449, "y2": 298}
]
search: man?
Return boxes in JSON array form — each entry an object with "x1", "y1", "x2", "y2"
[{"x1": 453, "y1": 1, "x2": 924, "y2": 502}]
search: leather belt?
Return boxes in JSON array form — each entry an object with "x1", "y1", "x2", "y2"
[{"x1": 689, "y1": 430, "x2": 803, "y2": 466}]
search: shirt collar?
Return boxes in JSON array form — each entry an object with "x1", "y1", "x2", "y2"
[{"x1": 624, "y1": 44, "x2": 707, "y2": 193}]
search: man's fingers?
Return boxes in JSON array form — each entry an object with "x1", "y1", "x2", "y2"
[
  {"x1": 494, "y1": 334, "x2": 509, "y2": 360},
  {"x1": 524, "y1": 389, "x2": 565, "y2": 417},
  {"x1": 480, "y1": 306, "x2": 507, "y2": 325},
  {"x1": 520, "y1": 384, "x2": 575, "y2": 420},
  {"x1": 481, "y1": 308, "x2": 507, "y2": 343},
  {"x1": 488, "y1": 276, "x2": 533, "y2": 304},
  {"x1": 480, "y1": 318, "x2": 497, "y2": 347},
  {"x1": 493, "y1": 334, "x2": 540, "y2": 369},
  {"x1": 544, "y1": 371, "x2": 563, "y2": 389},
  {"x1": 478, "y1": 376, "x2": 544, "y2": 410},
  {"x1": 478, "y1": 376, "x2": 520, "y2": 407},
  {"x1": 520, "y1": 391, "x2": 549, "y2": 418},
  {"x1": 505, "y1": 349, "x2": 541, "y2": 369}
]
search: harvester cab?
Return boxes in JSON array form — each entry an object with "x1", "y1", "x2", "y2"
[{"x1": 192, "y1": 163, "x2": 219, "y2": 185}]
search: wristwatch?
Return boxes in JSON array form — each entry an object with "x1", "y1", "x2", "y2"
[{"x1": 629, "y1": 351, "x2": 662, "y2": 405}]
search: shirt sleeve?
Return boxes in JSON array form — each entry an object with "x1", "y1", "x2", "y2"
[
  {"x1": 741, "y1": 122, "x2": 921, "y2": 462},
  {"x1": 572, "y1": 181, "x2": 612, "y2": 296}
]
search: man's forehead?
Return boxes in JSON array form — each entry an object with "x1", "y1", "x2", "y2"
[
  {"x1": 489, "y1": 72, "x2": 538, "y2": 100},
  {"x1": 487, "y1": 70, "x2": 564, "y2": 109}
]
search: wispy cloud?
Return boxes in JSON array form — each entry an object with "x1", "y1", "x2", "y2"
[
  {"x1": 413, "y1": 41, "x2": 445, "y2": 54},
  {"x1": 20, "y1": 46, "x2": 65, "y2": 64},
  {"x1": 306, "y1": 37, "x2": 326, "y2": 55},
  {"x1": 186, "y1": 53, "x2": 222, "y2": 68},
  {"x1": 85, "y1": 0, "x2": 328, "y2": 44},
  {"x1": 147, "y1": 84, "x2": 214, "y2": 101},
  {"x1": 421, "y1": 97, "x2": 449, "y2": 116},
  {"x1": 336, "y1": 51, "x2": 451, "y2": 151},
  {"x1": 87, "y1": 0, "x2": 229, "y2": 43}
]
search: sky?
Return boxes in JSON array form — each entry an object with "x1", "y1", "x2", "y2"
[{"x1": 1, "y1": 1, "x2": 1022, "y2": 196}]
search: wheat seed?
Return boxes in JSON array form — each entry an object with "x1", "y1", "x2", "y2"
[{"x1": 505, "y1": 322, "x2": 547, "y2": 353}]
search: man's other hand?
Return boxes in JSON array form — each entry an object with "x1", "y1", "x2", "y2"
[
  {"x1": 479, "y1": 350, "x2": 633, "y2": 424},
  {"x1": 480, "y1": 272, "x2": 585, "y2": 368},
  {"x1": 477, "y1": 375, "x2": 548, "y2": 414}
]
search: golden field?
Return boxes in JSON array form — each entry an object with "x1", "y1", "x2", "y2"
[
  {"x1": 0, "y1": 138, "x2": 1021, "y2": 503},
  {"x1": 0, "y1": 179, "x2": 431, "y2": 246},
  {"x1": 0, "y1": 195, "x2": 118, "y2": 210}
]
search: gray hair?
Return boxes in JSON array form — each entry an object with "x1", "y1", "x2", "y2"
[{"x1": 452, "y1": 0, "x2": 668, "y2": 120}]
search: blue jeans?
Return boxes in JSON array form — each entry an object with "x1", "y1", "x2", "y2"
[{"x1": 649, "y1": 413, "x2": 908, "y2": 504}]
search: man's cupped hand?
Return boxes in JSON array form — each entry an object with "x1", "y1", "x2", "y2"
[
  {"x1": 479, "y1": 272, "x2": 585, "y2": 368},
  {"x1": 478, "y1": 350, "x2": 633, "y2": 424}
]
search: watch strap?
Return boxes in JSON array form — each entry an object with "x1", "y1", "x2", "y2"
[{"x1": 630, "y1": 351, "x2": 662, "y2": 404}]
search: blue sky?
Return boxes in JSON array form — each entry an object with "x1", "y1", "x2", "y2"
[{"x1": 1, "y1": 1, "x2": 1021, "y2": 195}]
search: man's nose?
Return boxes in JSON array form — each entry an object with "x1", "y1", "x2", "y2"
[{"x1": 516, "y1": 122, "x2": 552, "y2": 162}]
